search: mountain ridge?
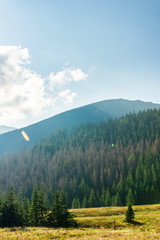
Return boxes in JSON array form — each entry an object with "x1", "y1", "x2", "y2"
[
  {"x1": 0, "y1": 98, "x2": 160, "y2": 155},
  {"x1": 0, "y1": 125, "x2": 16, "y2": 134}
]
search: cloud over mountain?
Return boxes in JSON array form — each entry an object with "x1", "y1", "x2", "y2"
[{"x1": 0, "y1": 46, "x2": 87, "y2": 127}]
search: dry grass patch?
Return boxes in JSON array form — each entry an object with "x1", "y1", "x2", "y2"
[
  {"x1": 0, "y1": 204, "x2": 160, "y2": 239},
  {"x1": 0, "y1": 228, "x2": 160, "y2": 240}
]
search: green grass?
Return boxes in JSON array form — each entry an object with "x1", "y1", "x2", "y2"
[{"x1": 0, "y1": 204, "x2": 160, "y2": 239}]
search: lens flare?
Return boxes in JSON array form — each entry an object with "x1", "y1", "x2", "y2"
[
  {"x1": 128, "y1": 154, "x2": 133, "y2": 161},
  {"x1": 21, "y1": 131, "x2": 30, "y2": 141}
]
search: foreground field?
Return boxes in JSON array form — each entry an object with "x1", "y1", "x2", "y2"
[{"x1": 0, "y1": 204, "x2": 160, "y2": 239}]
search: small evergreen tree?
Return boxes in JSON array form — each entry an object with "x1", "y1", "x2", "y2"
[
  {"x1": 82, "y1": 196, "x2": 87, "y2": 208},
  {"x1": 105, "y1": 188, "x2": 111, "y2": 206},
  {"x1": 111, "y1": 195, "x2": 115, "y2": 206},
  {"x1": 96, "y1": 190, "x2": 100, "y2": 207},
  {"x1": 115, "y1": 192, "x2": 122, "y2": 206},
  {"x1": 100, "y1": 188, "x2": 106, "y2": 206},
  {"x1": 88, "y1": 188, "x2": 97, "y2": 207},
  {"x1": 48, "y1": 190, "x2": 77, "y2": 227},
  {"x1": 71, "y1": 198, "x2": 76, "y2": 209},
  {"x1": 125, "y1": 204, "x2": 135, "y2": 222},
  {"x1": 72, "y1": 198, "x2": 80, "y2": 209},
  {"x1": 75, "y1": 198, "x2": 80, "y2": 208}
]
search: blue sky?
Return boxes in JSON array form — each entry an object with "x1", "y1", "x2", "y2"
[{"x1": 0, "y1": 0, "x2": 160, "y2": 127}]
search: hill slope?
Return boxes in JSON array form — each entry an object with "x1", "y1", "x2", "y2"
[
  {"x1": 0, "y1": 108, "x2": 160, "y2": 207},
  {"x1": 0, "y1": 98, "x2": 160, "y2": 155}
]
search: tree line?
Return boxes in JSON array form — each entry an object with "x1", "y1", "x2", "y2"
[
  {"x1": 0, "y1": 109, "x2": 160, "y2": 208},
  {"x1": 0, "y1": 186, "x2": 76, "y2": 227}
]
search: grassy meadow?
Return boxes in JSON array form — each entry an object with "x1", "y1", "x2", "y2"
[{"x1": 0, "y1": 204, "x2": 160, "y2": 239}]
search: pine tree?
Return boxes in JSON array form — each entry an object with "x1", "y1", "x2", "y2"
[
  {"x1": 115, "y1": 192, "x2": 121, "y2": 206},
  {"x1": 30, "y1": 187, "x2": 41, "y2": 226},
  {"x1": 23, "y1": 197, "x2": 30, "y2": 226},
  {"x1": 71, "y1": 198, "x2": 76, "y2": 209},
  {"x1": 38, "y1": 185, "x2": 48, "y2": 226},
  {"x1": 111, "y1": 195, "x2": 115, "y2": 206},
  {"x1": 71, "y1": 198, "x2": 80, "y2": 209},
  {"x1": 17, "y1": 190, "x2": 25, "y2": 226},
  {"x1": 105, "y1": 188, "x2": 111, "y2": 206},
  {"x1": 125, "y1": 204, "x2": 135, "y2": 222},
  {"x1": 126, "y1": 188, "x2": 134, "y2": 206},
  {"x1": 100, "y1": 188, "x2": 106, "y2": 206},
  {"x1": 96, "y1": 190, "x2": 100, "y2": 207},
  {"x1": 48, "y1": 190, "x2": 77, "y2": 227},
  {"x1": 82, "y1": 196, "x2": 87, "y2": 208},
  {"x1": 88, "y1": 188, "x2": 97, "y2": 207},
  {"x1": 1, "y1": 186, "x2": 21, "y2": 227},
  {"x1": 75, "y1": 198, "x2": 80, "y2": 208}
]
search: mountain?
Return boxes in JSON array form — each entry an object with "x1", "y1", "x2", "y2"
[
  {"x1": 0, "y1": 108, "x2": 160, "y2": 206},
  {"x1": 0, "y1": 98, "x2": 160, "y2": 155},
  {"x1": 0, "y1": 125, "x2": 16, "y2": 134}
]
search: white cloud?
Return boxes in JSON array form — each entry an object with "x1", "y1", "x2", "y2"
[
  {"x1": 58, "y1": 89, "x2": 77, "y2": 105},
  {"x1": 49, "y1": 67, "x2": 88, "y2": 88},
  {"x1": 0, "y1": 45, "x2": 87, "y2": 127}
]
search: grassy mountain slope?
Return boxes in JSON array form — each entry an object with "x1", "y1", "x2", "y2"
[{"x1": 0, "y1": 98, "x2": 160, "y2": 155}]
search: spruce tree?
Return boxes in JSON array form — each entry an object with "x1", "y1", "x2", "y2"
[
  {"x1": 30, "y1": 187, "x2": 41, "y2": 226},
  {"x1": 105, "y1": 188, "x2": 111, "y2": 206},
  {"x1": 82, "y1": 196, "x2": 87, "y2": 208},
  {"x1": 126, "y1": 188, "x2": 134, "y2": 206},
  {"x1": 17, "y1": 190, "x2": 25, "y2": 226},
  {"x1": 23, "y1": 197, "x2": 30, "y2": 226},
  {"x1": 96, "y1": 190, "x2": 100, "y2": 207},
  {"x1": 88, "y1": 188, "x2": 97, "y2": 207},
  {"x1": 2, "y1": 186, "x2": 21, "y2": 227},
  {"x1": 100, "y1": 188, "x2": 106, "y2": 206},
  {"x1": 72, "y1": 197, "x2": 81, "y2": 209},
  {"x1": 48, "y1": 190, "x2": 77, "y2": 227},
  {"x1": 125, "y1": 204, "x2": 135, "y2": 222},
  {"x1": 111, "y1": 195, "x2": 115, "y2": 206},
  {"x1": 75, "y1": 198, "x2": 80, "y2": 208},
  {"x1": 71, "y1": 198, "x2": 76, "y2": 209},
  {"x1": 115, "y1": 192, "x2": 122, "y2": 206},
  {"x1": 38, "y1": 185, "x2": 48, "y2": 226}
]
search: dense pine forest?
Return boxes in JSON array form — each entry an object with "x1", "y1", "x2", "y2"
[{"x1": 0, "y1": 109, "x2": 160, "y2": 208}]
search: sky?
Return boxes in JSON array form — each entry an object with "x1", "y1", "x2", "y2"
[{"x1": 0, "y1": 0, "x2": 160, "y2": 128}]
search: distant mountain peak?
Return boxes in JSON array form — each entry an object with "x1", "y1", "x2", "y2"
[{"x1": 0, "y1": 125, "x2": 16, "y2": 135}]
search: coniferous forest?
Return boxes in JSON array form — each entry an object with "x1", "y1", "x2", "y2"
[
  {"x1": 0, "y1": 187, "x2": 76, "y2": 227},
  {"x1": 0, "y1": 109, "x2": 160, "y2": 210}
]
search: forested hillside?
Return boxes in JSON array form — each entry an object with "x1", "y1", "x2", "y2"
[
  {"x1": 0, "y1": 98, "x2": 159, "y2": 155},
  {"x1": 0, "y1": 109, "x2": 160, "y2": 208}
]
